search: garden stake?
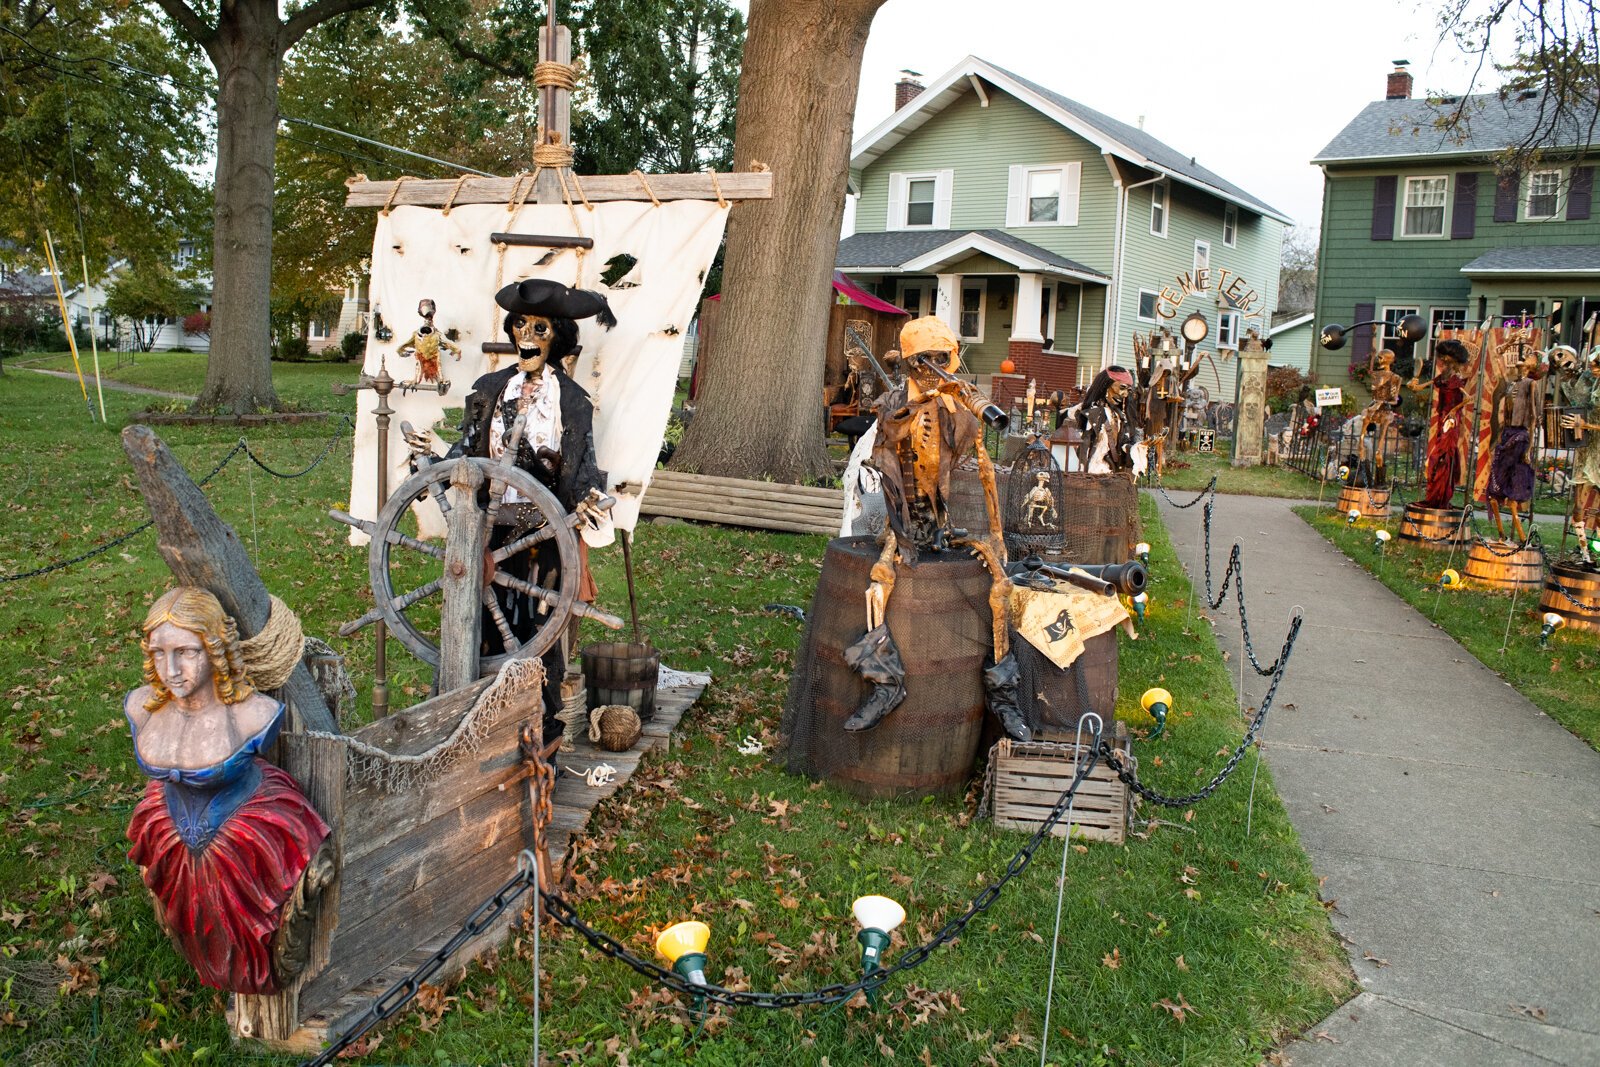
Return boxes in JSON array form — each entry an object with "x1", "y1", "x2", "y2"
[
  {"x1": 620, "y1": 528, "x2": 642, "y2": 643},
  {"x1": 1040, "y1": 712, "x2": 1101, "y2": 1067}
]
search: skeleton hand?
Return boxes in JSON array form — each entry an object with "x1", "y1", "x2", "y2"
[
  {"x1": 400, "y1": 422, "x2": 438, "y2": 460},
  {"x1": 573, "y1": 487, "x2": 616, "y2": 530}
]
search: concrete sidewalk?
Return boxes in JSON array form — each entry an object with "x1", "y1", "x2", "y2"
[
  {"x1": 1151, "y1": 491, "x2": 1600, "y2": 1067},
  {"x1": 29, "y1": 366, "x2": 194, "y2": 400}
]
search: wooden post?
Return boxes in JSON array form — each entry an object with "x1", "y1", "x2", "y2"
[
  {"x1": 440, "y1": 460, "x2": 486, "y2": 691},
  {"x1": 533, "y1": 22, "x2": 572, "y2": 205},
  {"x1": 121, "y1": 425, "x2": 338, "y2": 734}
]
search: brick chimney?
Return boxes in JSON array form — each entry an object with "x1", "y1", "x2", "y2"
[
  {"x1": 895, "y1": 71, "x2": 925, "y2": 111},
  {"x1": 1386, "y1": 60, "x2": 1413, "y2": 100}
]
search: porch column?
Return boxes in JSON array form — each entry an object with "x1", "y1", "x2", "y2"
[
  {"x1": 1011, "y1": 272, "x2": 1044, "y2": 343},
  {"x1": 935, "y1": 273, "x2": 960, "y2": 334}
]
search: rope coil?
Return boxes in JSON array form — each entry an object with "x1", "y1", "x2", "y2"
[
  {"x1": 239, "y1": 595, "x2": 305, "y2": 691},
  {"x1": 532, "y1": 60, "x2": 576, "y2": 90}
]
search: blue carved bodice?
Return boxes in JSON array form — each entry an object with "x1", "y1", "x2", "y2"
[{"x1": 125, "y1": 699, "x2": 284, "y2": 852}]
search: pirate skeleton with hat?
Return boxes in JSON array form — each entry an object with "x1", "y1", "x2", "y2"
[
  {"x1": 1074, "y1": 366, "x2": 1142, "y2": 474},
  {"x1": 404, "y1": 278, "x2": 615, "y2": 734},
  {"x1": 846, "y1": 316, "x2": 1030, "y2": 741}
]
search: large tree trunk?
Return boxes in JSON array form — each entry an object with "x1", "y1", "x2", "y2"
[
  {"x1": 197, "y1": 0, "x2": 282, "y2": 414},
  {"x1": 670, "y1": 0, "x2": 885, "y2": 483}
]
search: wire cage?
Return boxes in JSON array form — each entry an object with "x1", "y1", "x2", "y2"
[{"x1": 1004, "y1": 437, "x2": 1066, "y2": 560}]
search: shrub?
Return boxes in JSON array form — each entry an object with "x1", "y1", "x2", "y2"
[
  {"x1": 276, "y1": 335, "x2": 311, "y2": 363},
  {"x1": 1264, "y1": 366, "x2": 1308, "y2": 413},
  {"x1": 340, "y1": 331, "x2": 366, "y2": 362}
]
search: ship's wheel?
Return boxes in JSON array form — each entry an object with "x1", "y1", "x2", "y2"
[{"x1": 333, "y1": 417, "x2": 621, "y2": 671}]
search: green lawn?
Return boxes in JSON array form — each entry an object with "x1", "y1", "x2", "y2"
[
  {"x1": 1, "y1": 369, "x2": 1349, "y2": 1065},
  {"x1": 12, "y1": 349, "x2": 357, "y2": 415},
  {"x1": 1148, "y1": 446, "x2": 1322, "y2": 500},
  {"x1": 1297, "y1": 507, "x2": 1600, "y2": 750}
]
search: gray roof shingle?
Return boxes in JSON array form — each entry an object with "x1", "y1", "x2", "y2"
[
  {"x1": 1314, "y1": 91, "x2": 1600, "y2": 163},
  {"x1": 993, "y1": 64, "x2": 1289, "y2": 220},
  {"x1": 836, "y1": 229, "x2": 1109, "y2": 280},
  {"x1": 1459, "y1": 245, "x2": 1600, "y2": 274}
]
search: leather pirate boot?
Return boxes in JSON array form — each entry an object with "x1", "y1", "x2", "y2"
[
  {"x1": 983, "y1": 652, "x2": 1031, "y2": 741},
  {"x1": 842, "y1": 624, "x2": 907, "y2": 732}
]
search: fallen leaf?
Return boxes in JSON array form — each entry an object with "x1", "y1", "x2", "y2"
[
  {"x1": 876, "y1": 1032, "x2": 896, "y2": 1058},
  {"x1": 1174, "y1": 954, "x2": 1188, "y2": 972},
  {"x1": 1154, "y1": 994, "x2": 1200, "y2": 1023},
  {"x1": 1102, "y1": 947, "x2": 1122, "y2": 969},
  {"x1": 1362, "y1": 952, "x2": 1389, "y2": 967},
  {"x1": 1314, "y1": 1031, "x2": 1339, "y2": 1043},
  {"x1": 1511, "y1": 1003, "x2": 1547, "y2": 1022}
]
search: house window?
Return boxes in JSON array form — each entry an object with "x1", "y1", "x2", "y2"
[
  {"x1": 309, "y1": 320, "x2": 330, "y2": 340},
  {"x1": 174, "y1": 241, "x2": 196, "y2": 271},
  {"x1": 1217, "y1": 310, "x2": 1240, "y2": 349},
  {"x1": 1429, "y1": 307, "x2": 1466, "y2": 357},
  {"x1": 1150, "y1": 183, "x2": 1168, "y2": 237},
  {"x1": 888, "y1": 170, "x2": 951, "y2": 230},
  {"x1": 1380, "y1": 306, "x2": 1420, "y2": 351},
  {"x1": 1193, "y1": 240, "x2": 1210, "y2": 275},
  {"x1": 1526, "y1": 169, "x2": 1561, "y2": 219},
  {"x1": 1040, "y1": 284, "x2": 1057, "y2": 348},
  {"x1": 897, "y1": 281, "x2": 935, "y2": 318},
  {"x1": 1007, "y1": 163, "x2": 1081, "y2": 227},
  {"x1": 1137, "y1": 289, "x2": 1160, "y2": 322},
  {"x1": 1222, "y1": 205, "x2": 1238, "y2": 247},
  {"x1": 1401, "y1": 176, "x2": 1448, "y2": 236},
  {"x1": 959, "y1": 279, "x2": 986, "y2": 342}
]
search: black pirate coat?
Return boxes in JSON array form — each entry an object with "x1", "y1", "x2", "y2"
[{"x1": 449, "y1": 365, "x2": 607, "y2": 512}]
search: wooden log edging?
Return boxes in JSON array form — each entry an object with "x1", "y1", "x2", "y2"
[{"x1": 640, "y1": 469, "x2": 844, "y2": 536}]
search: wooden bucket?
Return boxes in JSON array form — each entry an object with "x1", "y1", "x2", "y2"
[
  {"x1": 581, "y1": 641, "x2": 660, "y2": 722},
  {"x1": 1398, "y1": 503, "x2": 1466, "y2": 546},
  {"x1": 1334, "y1": 485, "x2": 1391, "y2": 519},
  {"x1": 785, "y1": 536, "x2": 990, "y2": 800},
  {"x1": 1059, "y1": 472, "x2": 1139, "y2": 564},
  {"x1": 1464, "y1": 541, "x2": 1544, "y2": 591},
  {"x1": 1539, "y1": 563, "x2": 1600, "y2": 634}
]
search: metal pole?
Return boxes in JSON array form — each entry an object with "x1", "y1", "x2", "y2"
[
  {"x1": 372, "y1": 358, "x2": 395, "y2": 718},
  {"x1": 619, "y1": 529, "x2": 642, "y2": 644},
  {"x1": 1041, "y1": 712, "x2": 1101, "y2": 1067}
]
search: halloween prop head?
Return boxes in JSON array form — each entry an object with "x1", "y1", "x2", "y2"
[
  {"x1": 140, "y1": 586, "x2": 253, "y2": 712},
  {"x1": 496, "y1": 278, "x2": 617, "y2": 374},
  {"x1": 899, "y1": 316, "x2": 960, "y2": 374},
  {"x1": 1434, "y1": 338, "x2": 1469, "y2": 373}
]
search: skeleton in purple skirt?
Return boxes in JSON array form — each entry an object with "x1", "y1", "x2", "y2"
[{"x1": 1486, "y1": 344, "x2": 1545, "y2": 542}]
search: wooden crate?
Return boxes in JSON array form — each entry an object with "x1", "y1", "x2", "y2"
[{"x1": 989, "y1": 724, "x2": 1132, "y2": 844}]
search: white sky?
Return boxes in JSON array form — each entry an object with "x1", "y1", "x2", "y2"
[{"x1": 841, "y1": 0, "x2": 1495, "y2": 238}]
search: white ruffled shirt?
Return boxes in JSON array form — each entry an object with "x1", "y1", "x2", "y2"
[{"x1": 489, "y1": 366, "x2": 562, "y2": 503}]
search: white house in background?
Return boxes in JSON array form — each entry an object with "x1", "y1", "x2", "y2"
[
  {"x1": 1266, "y1": 312, "x2": 1315, "y2": 373},
  {"x1": 65, "y1": 239, "x2": 213, "y2": 352}
]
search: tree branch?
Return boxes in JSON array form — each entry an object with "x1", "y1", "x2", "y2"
[
  {"x1": 412, "y1": 6, "x2": 532, "y2": 80},
  {"x1": 150, "y1": 0, "x2": 217, "y2": 54},
  {"x1": 281, "y1": 0, "x2": 386, "y2": 52}
]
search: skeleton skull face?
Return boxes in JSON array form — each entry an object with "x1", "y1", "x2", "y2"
[
  {"x1": 512, "y1": 314, "x2": 555, "y2": 372},
  {"x1": 417, "y1": 298, "x2": 436, "y2": 319},
  {"x1": 1107, "y1": 380, "x2": 1131, "y2": 405},
  {"x1": 1375, "y1": 350, "x2": 1395, "y2": 371}
]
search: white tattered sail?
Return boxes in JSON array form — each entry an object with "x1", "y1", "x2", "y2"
[{"x1": 347, "y1": 199, "x2": 729, "y2": 545}]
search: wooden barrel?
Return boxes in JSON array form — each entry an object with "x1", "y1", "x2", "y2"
[
  {"x1": 1398, "y1": 503, "x2": 1466, "y2": 546},
  {"x1": 1334, "y1": 485, "x2": 1391, "y2": 519},
  {"x1": 782, "y1": 536, "x2": 990, "y2": 799},
  {"x1": 580, "y1": 641, "x2": 660, "y2": 722},
  {"x1": 1059, "y1": 472, "x2": 1139, "y2": 564},
  {"x1": 1464, "y1": 541, "x2": 1544, "y2": 591},
  {"x1": 947, "y1": 467, "x2": 1008, "y2": 536},
  {"x1": 1539, "y1": 562, "x2": 1600, "y2": 634}
]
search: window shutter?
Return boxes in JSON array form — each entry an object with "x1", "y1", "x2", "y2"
[
  {"x1": 1351, "y1": 302, "x2": 1375, "y2": 364},
  {"x1": 934, "y1": 169, "x2": 954, "y2": 229},
  {"x1": 1005, "y1": 166, "x2": 1024, "y2": 227},
  {"x1": 1062, "y1": 162, "x2": 1081, "y2": 226},
  {"x1": 1494, "y1": 170, "x2": 1519, "y2": 222},
  {"x1": 886, "y1": 173, "x2": 907, "y2": 232},
  {"x1": 1451, "y1": 172, "x2": 1477, "y2": 239},
  {"x1": 1371, "y1": 176, "x2": 1396, "y2": 241},
  {"x1": 1567, "y1": 166, "x2": 1593, "y2": 220}
]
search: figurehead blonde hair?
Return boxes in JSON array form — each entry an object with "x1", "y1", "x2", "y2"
[
  {"x1": 899, "y1": 316, "x2": 960, "y2": 373},
  {"x1": 140, "y1": 586, "x2": 255, "y2": 712}
]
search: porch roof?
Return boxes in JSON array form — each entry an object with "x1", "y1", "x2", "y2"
[
  {"x1": 1460, "y1": 245, "x2": 1600, "y2": 276},
  {"x1": 836, "y1": 229, "x2": 1110, "y2": 285}
]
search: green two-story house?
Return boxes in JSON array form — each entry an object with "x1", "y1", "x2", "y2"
[
  {"x1": 837, "y1": 56, "x2": 1290, "y2": 402},
  {"x1": 1312, "y1": 64, "x2": 1600, "y2": 391}
]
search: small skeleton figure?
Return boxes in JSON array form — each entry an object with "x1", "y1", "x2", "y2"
[
  {"x1": 1560, "y1": 347, "x2": 1600, "y2": 565},
  {"x1": 847, "y1": 316, "x2": 1027, "y2": 740},
  {"x1": 1181, "y1": 380, "x2": 1210, "y2": 444},
  {"x1": 395, "y1": 298, "x2": 461, "y2": 391},
  {"x1": 1359, "y1": 348, "x2": 1403, "y2": 486},
  {"x1": 1486, "y1": 342, "x2": 1545, "y2": 541},
  {"x1": 1022, "y1": 470, "x2": 1058, "y2": 528}
]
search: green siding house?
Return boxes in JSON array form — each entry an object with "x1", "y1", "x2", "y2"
[
  {"x1": 838, "y1": 56, "x2": 1289, "y2": 401},
  {"x1": 1311, "y1": 64, "x2": 1600, "y2": 393}
]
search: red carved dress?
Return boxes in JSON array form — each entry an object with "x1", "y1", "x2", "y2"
[{"x1": 125, "y1": 700, "x2": 328, "y2": 994}]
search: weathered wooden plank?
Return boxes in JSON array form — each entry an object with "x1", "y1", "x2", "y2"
[
  {"x1": 440, "y1": 462, "x2": 486, "y2": 691},
  {"x1": 641, "y1": 487, "x2": 843, "y2": 521},
  {"x1": 121, "y1": 425, "x2": 337, "y2": 733},
  {"x1": 345, "y1": 170, "x2": 772, "y2": 208},
  {"x1": 230, "y1": 734, "x2": 347, "y2": 1042},
  {"x1": 348, "y1": 676, "x2": 498, "y2": 753},
  {"x1": 647, "y1": 469, "x2": 845, "y2": 502},
  {"x1": 639, "y1": 501, "x2": 838, "y2": 536}
]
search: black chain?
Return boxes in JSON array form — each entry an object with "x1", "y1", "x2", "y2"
[
  {"x1": 302, "y1": 857, "x2": 540, "y2": 1067},
  {"x1": 0, "y1": 420, "x2": 351, "y2": 584},
  {"x1": 1102, "y1": 612, "x2": 1302, "y2": 807},
  {"x1": 1197, "y1": 502, "x2": 1282, "y2": 676},
  {"x1": 1151, "y1": 475, "x2": 1217, "y2": 509}
]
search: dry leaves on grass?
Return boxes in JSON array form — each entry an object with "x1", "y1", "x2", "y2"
[
  {"x1": 1154, "y1": 993, "x2": 1200, "y2": 1023},
  {"x1": 1102, "y1": 946, "x2": 1122, "y2": 969}
]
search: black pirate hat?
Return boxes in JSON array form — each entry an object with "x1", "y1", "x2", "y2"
[{"x1": 495, "y1": 278, "x2": 617, "y2": 329}]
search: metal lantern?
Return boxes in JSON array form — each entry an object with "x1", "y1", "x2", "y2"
[{"x1": 1004, "y1": 437, "x2": 1066, "y2": 561}]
